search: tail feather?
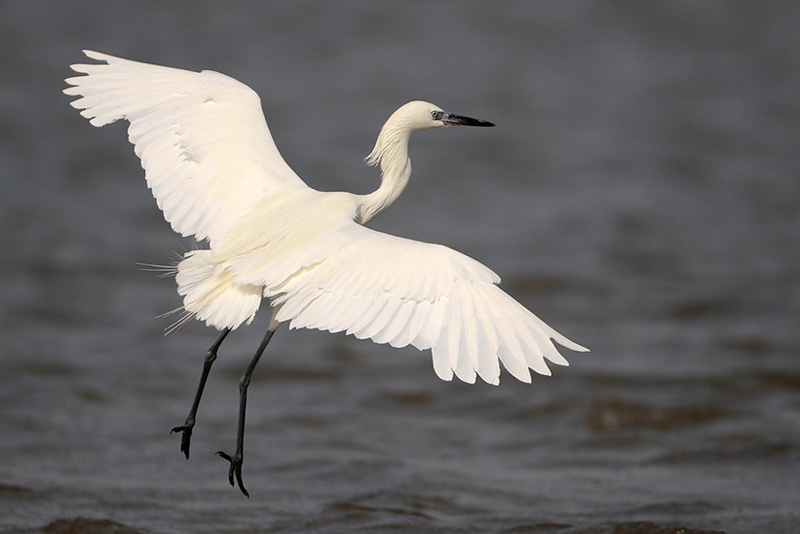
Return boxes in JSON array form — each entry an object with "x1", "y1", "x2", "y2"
[{"x1": 176, "y1": 250, "x2": 262, "y2": 330}]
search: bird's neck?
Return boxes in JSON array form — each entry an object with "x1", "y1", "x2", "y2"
[{"x1": 357, "y1": 124, "x2": 413, "y2": 224}]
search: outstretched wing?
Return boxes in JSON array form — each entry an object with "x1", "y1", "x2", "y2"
[
  {"x1": 64, "y1": 50, "x2": 308, "y2": 246},
  {"x1": 267, "y1": 222, "x2": 589, "y2": 385}
]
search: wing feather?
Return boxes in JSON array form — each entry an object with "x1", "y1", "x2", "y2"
[
  {"x1": 345, "y1": 294, "x2": 392, "y2": 337},
  {"x1": 391, "y1": 299, "x2": 430, "y2": 348},
  {"x1": 358, "y1": 298, "x2": 400, "y2": 340},
  {"x1": 453, "y1": 286, "x2": 478, "y2": 383},
  {"x1": 373, "y1": 299, "x2": 415, "y2": 345},
  {"x1": 412, "y1": 298, "x2": 447, "y2": 352},
  {"x1": 269, "y1": 223, "x2": 587, "y2": 384},
  {"x1": 473, "y1": 286, "x2": 502, "y2": 381},
  {"x1": 508, "y1": 312, "x2": 550, "y2": 376},
  {"x1": 65, "y1": 50, "x2": 307, "y2": 246}
]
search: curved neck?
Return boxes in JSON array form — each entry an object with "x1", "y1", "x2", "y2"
[{"x1": 357, "y1": 123, "x2": 413, "y2": 224}]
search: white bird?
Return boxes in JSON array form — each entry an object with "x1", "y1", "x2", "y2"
[{"x1": 64, "y1": 50, "x2": 588, "y2": 496}]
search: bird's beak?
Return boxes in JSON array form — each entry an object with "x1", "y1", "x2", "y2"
[{"x1": 441, "y1": 112, "x2": 495, "y2": 127}]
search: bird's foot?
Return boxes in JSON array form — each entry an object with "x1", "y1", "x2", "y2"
[
  {"x1": 170, "y1": 422, "x2": 194, "y2": 459},
  {"x1": 216, "y1": 450, "x2": 249, "y2": 498}
]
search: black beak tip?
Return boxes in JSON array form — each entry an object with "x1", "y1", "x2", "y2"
[
  {"x1": 443, "y1": 113, "x2": 495, "y2": 127},
  {"x1": 466, "y1": 117, "x2": 495, "y2": 127}
]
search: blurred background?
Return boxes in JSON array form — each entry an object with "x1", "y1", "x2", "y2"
[{"x1": 1, "y1": 2, "x2": 798, "y2": 533}]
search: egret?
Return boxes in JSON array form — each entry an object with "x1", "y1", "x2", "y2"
[{"x1": 64, "y1": 50, "x2": 588, "y2": 496}]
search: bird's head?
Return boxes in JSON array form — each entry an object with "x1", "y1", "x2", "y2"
[
  {"x1": 363, "y1": 100, "x2": 495, "y2": 221},
  {"x1": 391, "y1": 100, "x2": 495, "y2": 132},
  {"x1": 367, "y1": 100, "x2": 495, "y2": 168}
]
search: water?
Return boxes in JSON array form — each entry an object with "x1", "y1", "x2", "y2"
[{"x1": 2, "y1": 2, "x2": 799, "y2": 533}]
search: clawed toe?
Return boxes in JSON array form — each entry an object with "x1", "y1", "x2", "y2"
[
  {"x1": 216, "y1": 450, "x2": 249, "y2": 497},
  {"x1": 170, "y1": 424, "x2": 193, "y2": 459}
]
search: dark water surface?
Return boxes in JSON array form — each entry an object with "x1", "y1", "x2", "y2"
[{"x1": 2, "y1": 2, "x2": 799, "y2": 533}]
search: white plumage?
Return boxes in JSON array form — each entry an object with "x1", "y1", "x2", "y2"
[{"x1": 64, "y1": 50, "x2": 588, "y2": 387}]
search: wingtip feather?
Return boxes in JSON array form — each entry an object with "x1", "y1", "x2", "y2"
[{"x1": 83, "y1": 50, "x2": 109, "y2": 61}]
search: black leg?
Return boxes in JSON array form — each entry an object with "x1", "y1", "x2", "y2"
[
  {"x1": 217, "y1": 326, "x2": 276, "y2": 498},
  {"x1": 171, "y1": 328, "x2": 231, "y2": 459}
]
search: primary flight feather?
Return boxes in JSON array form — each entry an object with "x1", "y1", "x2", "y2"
[{"x1": 65, "y1": 50, "x2": 588, "y2": 496}]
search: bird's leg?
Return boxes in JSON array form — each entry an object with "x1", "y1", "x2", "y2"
[
  {"x1": 171, "y1": 328, "x2": 231, "y2": 459},
  {"x1": 217, "y1": 326, "x2": 276, "y2": 498}
]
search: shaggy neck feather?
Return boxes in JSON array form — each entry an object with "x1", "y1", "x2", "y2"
[{"x1": 357, "y1": 120, "x2": 414, "y2": 224}]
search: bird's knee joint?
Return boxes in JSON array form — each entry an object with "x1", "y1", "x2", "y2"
[{"x1": 239, "y1": 375, "x2": 251, "y2": 389}]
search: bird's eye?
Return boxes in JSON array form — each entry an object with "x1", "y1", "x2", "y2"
[{"x1": 431, "y1": 110, "x2": 444, "y2": 120}]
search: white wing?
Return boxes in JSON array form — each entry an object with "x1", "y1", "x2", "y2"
[
  {"x1": 268, "y1": 222, "x2": 589, "y2": 385},
  {"x1": 64, "y1": 50, "x2": 308, "y2": 246}
]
